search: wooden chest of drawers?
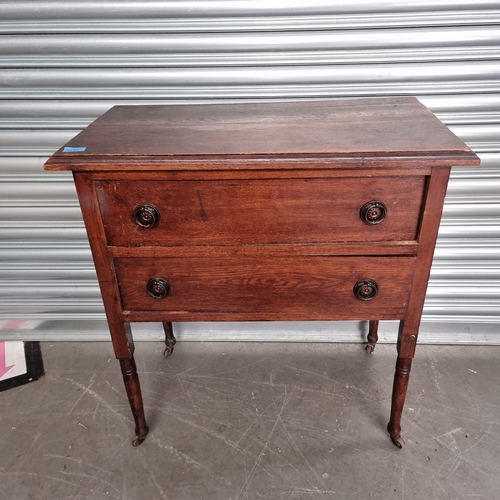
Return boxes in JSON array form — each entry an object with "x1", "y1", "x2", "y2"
[{"x1": 44, "y1": 98, "x2": 480, "y2": 448}]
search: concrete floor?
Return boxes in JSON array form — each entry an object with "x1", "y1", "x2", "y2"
[{"x1": 1, "y1": 341, "x2": 499, "y2": 500}]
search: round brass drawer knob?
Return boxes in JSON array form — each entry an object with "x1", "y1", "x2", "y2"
[
  {"x1": 353, "y1": 279, "x2": 379, "y2": 301},
  {"x1": 360, "y1": 201, "x2": 387, "y2": 225},
  {"x1": 147, "y1": 278, "x2": 170, "y2": 299},
  {"x1": 134, "y1": 204, "x2": 160, "y2": 228}
]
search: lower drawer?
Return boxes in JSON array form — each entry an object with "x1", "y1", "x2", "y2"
[{"x1": 114, "y1": 255, "x2": 416, "y2": 320}]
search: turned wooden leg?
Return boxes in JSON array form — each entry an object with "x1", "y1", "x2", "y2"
[
  {"x1": 387, "y1": 356, "x2": 412, "y2": 448},
  {"x1": 162, "y1": 321, "x2": 176, "y2": 357},
  {"x1": 119, "y1": 357, "x2": 149, "y2": 446},
  {"x1": 365, "y1": 320, "x2": 379, "y2": 353}
]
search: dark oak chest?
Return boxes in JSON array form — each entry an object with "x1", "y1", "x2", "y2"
[{"x1": 45, "y1": 98, "x2": 480, "y2": 447}]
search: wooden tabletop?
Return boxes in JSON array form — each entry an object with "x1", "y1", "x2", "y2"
[{"x1": 45, "y1": 98, "x2": 480, "y2": 170}]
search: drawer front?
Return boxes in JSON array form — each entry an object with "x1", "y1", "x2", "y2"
[
  {"x1": 96, "y1": 177, "x2": 425, "y2": 247},
  {"x1": 115, "y1": 256, "x2": 415, "y2": 320}
]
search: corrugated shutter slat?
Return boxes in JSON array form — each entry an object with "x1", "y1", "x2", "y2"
[{"x1": 1, "y1": 1, "x2": 498, "y2": 341}]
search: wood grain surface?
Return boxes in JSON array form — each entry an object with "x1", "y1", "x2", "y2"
[
  {"x1": 45, "y1": 98, "x2": 480, "y2": 171},
  {"x1": 95, "y1": 176, "x2": 426, "y2": 247},
  {"x1": 115, "y1": 255, "x2": 415, "y2": 320}
]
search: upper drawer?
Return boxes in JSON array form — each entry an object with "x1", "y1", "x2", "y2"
[{"x1": 95, "y1": 177, "x2": 425, "y2": 247}]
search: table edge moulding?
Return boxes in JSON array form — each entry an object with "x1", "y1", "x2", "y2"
[{"x1": 44, "y1": 97, "x2": 480, "y2": 448}]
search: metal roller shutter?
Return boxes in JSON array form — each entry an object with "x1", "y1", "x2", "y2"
[{"x1": 1, "y1": 1, "x2": 499, "y2": 343}]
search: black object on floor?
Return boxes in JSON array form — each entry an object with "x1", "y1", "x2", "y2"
[{"x1": 0, "y1": 342, "x2": 44, "y2": 392}]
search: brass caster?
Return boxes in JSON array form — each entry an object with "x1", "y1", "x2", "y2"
[
  {"x1": 365, "y1": 343, "x2": 376, "y2": 354},
  {"x1": 163, "y1": 345, "x2": 174, "y2": 357},
  {"x1": 132, "y1": 436, "x2": 146, "y2": 447},
  {"x1": 390, "y1": 435, "x2": 405, "y2": 449},
  {"x1": 132, "y1": 425, "x2": 149, "y2": 446}
]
